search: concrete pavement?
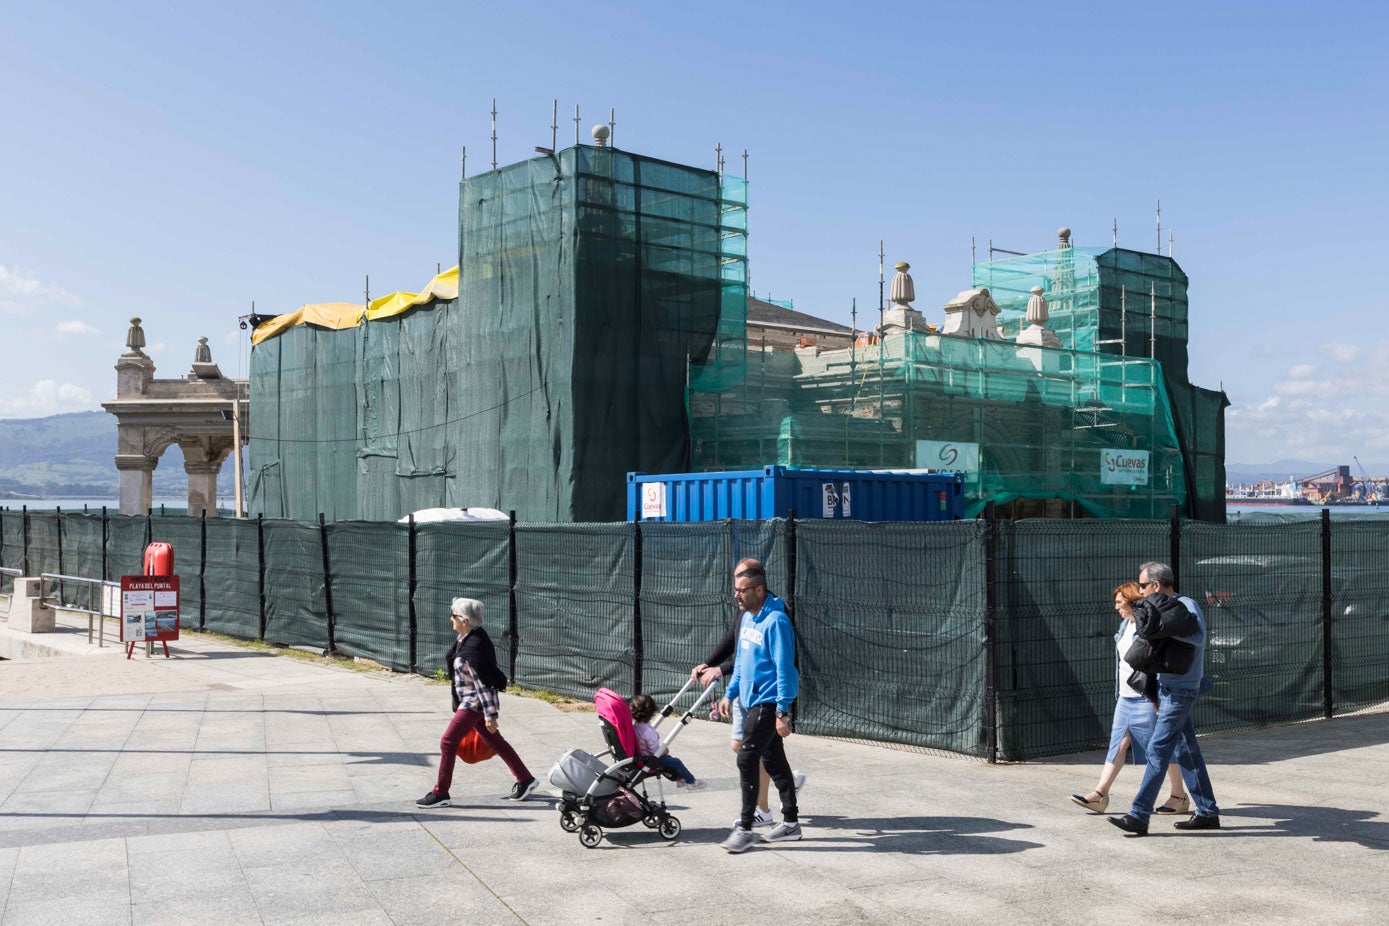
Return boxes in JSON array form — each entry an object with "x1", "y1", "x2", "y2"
[{"x1": 1, "y1": 609, "x2": 1387, "y2": 925}]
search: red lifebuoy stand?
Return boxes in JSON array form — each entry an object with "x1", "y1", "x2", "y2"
[{"x1": 144, "y1": 542, "x2": 174, "y2": 577}]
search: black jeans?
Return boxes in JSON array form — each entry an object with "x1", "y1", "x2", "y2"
[{"x1": 737, "y1": 702, "x2": 797, "y2": 828}]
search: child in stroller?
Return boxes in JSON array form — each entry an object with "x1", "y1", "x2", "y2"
[
  {"x1": 630, "y1": 694, "x2": 706, "y2": 791},
  {"x1": 549, "y1": 678, "x2": 717, "y2": 848}
]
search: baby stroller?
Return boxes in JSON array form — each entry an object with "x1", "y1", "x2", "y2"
[{"x1": 549, "y1": 677, "x2": 717, "y2": 848}]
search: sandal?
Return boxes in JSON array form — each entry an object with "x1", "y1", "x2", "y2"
[
  {"x1": 1155, "y1": 794, "x2": 1190, "y2": 814},
  {"x1": 1070, "y1": 791, "x2": 1109, "y2": 813}
]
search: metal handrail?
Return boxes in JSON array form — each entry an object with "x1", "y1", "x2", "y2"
[{"x1": 39, "y1": 573, "x2": 120, "y2": 647}]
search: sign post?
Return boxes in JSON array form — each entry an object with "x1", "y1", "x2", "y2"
[{"x1": 120, "y1": 575, "x2": 179, "y2": 659}]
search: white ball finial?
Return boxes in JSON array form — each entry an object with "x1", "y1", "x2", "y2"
[{"x1": 591, "y1": 125, "x2": 610, "y2": 147}]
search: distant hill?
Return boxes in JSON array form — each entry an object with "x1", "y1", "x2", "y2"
[{"x1": 0, "y1": 411, "x2": 230, "y2": 499}]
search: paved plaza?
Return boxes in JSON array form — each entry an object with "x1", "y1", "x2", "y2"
[{"x1": 1, "y1": 612, "x2": 1386, "y2": 925}]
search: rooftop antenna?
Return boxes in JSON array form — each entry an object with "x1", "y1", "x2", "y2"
[
  {"x1": 742, "y1": 149, "x2": 748, "y2": 179},
  {"x1": 850, "y1": 296, "x2": 858, "y2": 404},
  {"x1": 1113, "y1": 217, "x2": 1118, "y2": 247},
  {"x1": 1169, "y1": 229, "x2": 1174, "y2": 259},
  {"x1": 1149, "y1": 281, "x2": 1157, "y2": 358},
  {"x1": 573, "y1": 104, "x2": 580, "y2": 146},
  {"x1": 609, "y1": 108, "x2": 616, "y2": 147},
  {"x1": 715, "y1": 141, "x2": 724, "y2": 175},
  {"x1": 1155, "y1": 199, "x2": 1161, "y2": 254},
  {"x1": 490, "y1": 99, "x2": 498, "y2": 170},
  {"x1": 971, "y1": 236, "x2": 976, "y2": 266},
  {"x1": 365, "y1": 275, "x2": 371, "y2": 319},
  {"x1": 877, "y1": 240, "x2": 885, "y2": 332},
  {"x1": 460, "y1": 146, "x2": 467, "y2": 179},
  {"x1": 550, "y1": 100, "x2": 558, "y2": 151}
]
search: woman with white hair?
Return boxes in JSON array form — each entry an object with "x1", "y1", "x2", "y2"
[{"x1": 416, "y1": 597, "x2": 537, "y2": 807}]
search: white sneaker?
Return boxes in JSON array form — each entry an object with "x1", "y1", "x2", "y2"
[
  {"x1": 720, "y1": 826, "x2": 759, "y2": 853},
  {"x1": 734, "y1": 807, "x2": 775, "y2": 828},
  {"x1": 677, "y1": 779, "x2": 708, "y2": 791},
  {"x1": 761, "y1": 821, "x2": 802, "y2": 843},
  {"x1": 792, "y1": 770, "x2": 806, "y2": 793}
]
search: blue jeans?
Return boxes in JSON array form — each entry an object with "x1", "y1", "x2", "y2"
[
  {"x1": 1129, "y1": 684, "x2": 1219, "y2": 822},
  {"x1": 656, "y1": 754, "x2": 695, "y2": 784}
]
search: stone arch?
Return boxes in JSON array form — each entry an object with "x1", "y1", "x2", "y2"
[{"x1": 101, "y1": 321, "x2": 248, "y2": 516}]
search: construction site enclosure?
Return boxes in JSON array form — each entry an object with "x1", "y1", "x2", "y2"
[{"x1": 247, "y1": 143, "x2": 1225, "y2": 523}]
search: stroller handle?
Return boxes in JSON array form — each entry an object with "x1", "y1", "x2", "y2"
[{"x1": 655, "y1": 679, "x2": 720, "y2": 753}]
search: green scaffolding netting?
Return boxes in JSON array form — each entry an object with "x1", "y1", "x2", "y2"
[{"x1": 249, "y1": 146, "x2": 747, "y2": 522}]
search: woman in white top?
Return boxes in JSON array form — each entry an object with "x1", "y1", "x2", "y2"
[{"x1": 1070, "y1": 582, "x2": 1189, "y2": 814}]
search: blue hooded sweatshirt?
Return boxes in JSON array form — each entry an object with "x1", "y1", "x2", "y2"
[{"x1": 725, "y1": 596, "x2": 799, "y2": 712}]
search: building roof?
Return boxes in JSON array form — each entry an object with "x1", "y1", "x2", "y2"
[{"x1": 746, "y1": 296, "x2": 854, "y2": 335}]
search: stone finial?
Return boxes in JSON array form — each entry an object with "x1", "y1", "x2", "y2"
[
  {"x1": 1058, "y1": 227, "x2": 1072, "y2": 249},
  {"x1": 1018, "y1": 284, "x2": 1061, "y2": 352},
  {"x1": 890, "y1": 261, "x2": 915, "y2": 308},
  {"x1": 194, "y1": 336, "x2": 212, "y2": 364},
  {"x1": 1026, "y1": 286, "x2": 1049, "y2": 325},
  {"x1": 941, "y1": 288, "x2": 1003, "y2": 340},
  {"x1": 591, "y1": 125, "x2": 610, "y2": 148},
  {"x1": 125, "y1": 317, "x2": 147, "y2": 355}
]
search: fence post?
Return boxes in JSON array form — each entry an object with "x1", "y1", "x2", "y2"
[
  {"x1": 56, "y1": 507, "x2": 64, "y2": 576},
  {"x1": 785, "y1": 509, "x2": 798, "y2": 629},
  {"x1": 632, "y1": 514, "x2": 644, "y2": 695},
  {"x1": 407, "y1": 513, "x2": 418, "y2": 674},
  {"x1": 508, "y1": 510, "x2": 519, "y2": 681},
  {"x1": 256, "y1": 513, "x2": 266, "y2": 641},
  {"x1": 319, "y1": 513, "x2": 336, "y2": 656},
  {"x1": 1321, "y1": 507, "x2": 1333, "y2": 720},
  {"x1": 22, "y1": 505, "x2": 30, "y2": 576},
  {"x1": 983, "y1": 501, "x2": 1000, "y2": 764},
  {"x1": 101, "y1": 507, "x2": 108, "y2": 583},
  {"x1": 199, "y1": 511, "x2": 207, "y2": 631},
  {"x1": 1169, "y1": 504, "x2": 1182, "y2": 590}
]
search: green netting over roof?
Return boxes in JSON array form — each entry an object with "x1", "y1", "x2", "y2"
[
  {"x1": 968, "y1": 245, "x2": 1227, "y2": 519},
  {"x1": 248, "y1": 146, "x2": 747, "y2": 521},
  {"x1": 690, "y1": 326, "x2": 1189, "y2": 518}
]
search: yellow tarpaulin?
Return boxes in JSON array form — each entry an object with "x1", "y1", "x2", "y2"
[{"x1": 251, "y1": 266, "x2": 459, "y2": 345}]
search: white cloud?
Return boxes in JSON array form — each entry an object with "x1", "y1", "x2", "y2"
[
  {"x1": 0, "y1": 265, "x2": 80, "y2": 314},
  {"x1": 54, "y1": 320, "x2": 100, "y2": 337},
  {"x1": 0, "y1": 379, "x2": 97, "y2": 417},
  {"x1": 147, "y1": 341, "x2": 169, "y2": 354},
  {"x1": 1322, "y1": 343, "x2": 1361, "y2": 364},
  {"x1": 1287, "y1": 363, "x2": 1317, "y2": 379}
]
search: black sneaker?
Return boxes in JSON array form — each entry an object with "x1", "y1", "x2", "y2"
[
  {"x1": 416, "y1": 790, "x2": 450, "y2": 807},
  {"x1": 505, "y1": 777, "x2": 538, "y2": 801},
  {"x1": 1173, "y1": 814, "x2": 1221, "y2": 831},
  {"x1": 1108, "y1": 813, "x2": 1148, "y2": 836}
]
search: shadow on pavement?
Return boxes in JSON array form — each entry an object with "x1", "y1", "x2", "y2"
[{"x1": 644, "y1": 814, "x2": 1042, "y2": 855}]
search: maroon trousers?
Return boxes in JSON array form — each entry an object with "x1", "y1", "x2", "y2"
[{"x1": 434, "y1": 708, "x2": 533, "y2": 795}]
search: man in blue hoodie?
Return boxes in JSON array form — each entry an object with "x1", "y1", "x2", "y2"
[
  {"x1": 718, "y1": 563, "x2": 801, "y2": 853},
  {"x1": 1110, "y1": 561, "x2": 1221, "y2": 836}
]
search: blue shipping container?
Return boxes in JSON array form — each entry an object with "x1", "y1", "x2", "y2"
[{"x1": 626, "y1": 467, "x2": 964, "y2": 522}]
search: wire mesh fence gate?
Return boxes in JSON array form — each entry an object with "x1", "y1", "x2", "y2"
[{"x1": 2, "y1": 506, "x2": 1387, "y2": 762}]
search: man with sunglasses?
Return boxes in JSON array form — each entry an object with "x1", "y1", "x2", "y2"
[
  {"x1": 717, "y1": 563, "x2": 801, "y2": 853},
  {"x1": 1110, "y1": 562, "x2": 1221, "y2": 836}
]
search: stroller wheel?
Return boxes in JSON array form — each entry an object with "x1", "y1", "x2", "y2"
[
  {"x1": 659, "y1": 816, "x2": 682, "y2": 840},
  {"x1": 579, "y1": 824, "x2": 603, "y2": 848},
  {"x1": 559, "y1": 810, "x2": 583, "y2": 833},
  {"x1": 642, "y1": 813, "x2": 660, "y2": 829}
]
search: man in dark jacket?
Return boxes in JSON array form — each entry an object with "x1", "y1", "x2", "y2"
[{"x1": 1110, "y1": 562, "x2": 1221, "y2": 836}]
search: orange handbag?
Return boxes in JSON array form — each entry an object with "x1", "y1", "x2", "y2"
[{"x1": 456, "y1": 727, "x2": 497, "y2": 764}]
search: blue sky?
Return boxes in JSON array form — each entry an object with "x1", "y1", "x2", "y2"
[{"x1": 2, "y1": 0, "x2": 1386, "y2": 465}]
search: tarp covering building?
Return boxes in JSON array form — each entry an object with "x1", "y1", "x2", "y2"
[
  {"x1": 249, "y1": 145, "x2": 748, "y2": 521},
  {"x1": 247, "y1": 142, "x2": 1223, "y2": 522}
]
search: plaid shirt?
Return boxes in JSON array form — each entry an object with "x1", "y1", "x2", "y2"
[{"x1": 453, "y1": 646, "x2": 501, "y2": 721}]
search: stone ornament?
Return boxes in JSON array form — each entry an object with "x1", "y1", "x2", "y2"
[{"x1": 125, "y1": 317, "x2": 147, "y2": 355}]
